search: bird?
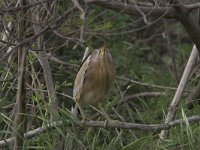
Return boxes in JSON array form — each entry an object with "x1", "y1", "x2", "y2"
[{"x1": 72, "y1": 47, "x2": 115, "y2": 121}]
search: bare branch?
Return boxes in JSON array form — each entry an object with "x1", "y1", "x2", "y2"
[
  {"x1": 1, "y1": 115, "x2": 200, "y2": 148},
  {"x1": 1, "y1": 7, "x2": 76, "y2": 61},
  {"x1": 82, "y1": 115, "x2": 200, "y2": 130},
  {"x1": 123, "y1": 92, "x2": 165, "y2": 102},
  {"x1": 160, "y1": 45, "x2": 198, "y2": 139},
  {"x1": 186, "y1": 0, "x2": 200, "y2": 109},
  {"x1": 84, "y1": 0, "x2": 200, "y2": 53},
  {"x1": 0, "y1": 121, "x2": 63, "y2": 148},
  {"x1": 84, "y1": 0, "x2": 175, "y2": 18},
  {"x1": 0, "y1": 0, "x2": 48, "y2": 15},
  {"x1": 186, "y1": 2, "x2": 200, "y2": 11},
  {"x1": 85, "y1": 0, "x2": 200, "y2": 15},
  {"x1": 13, "y1": 1, "x2": 27, "y2": 148},
  {"x1": 117, "y1": 76, "x2": 189, "y2": 91},
  {"x1": 30, "y1": 0, "x2": 58, "y2": 119}
]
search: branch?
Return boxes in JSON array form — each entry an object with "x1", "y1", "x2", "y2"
[
  {"x1": 186, "y1": 0, "x2": 200, "y2": 109},
  {"x1": 47, "y1": 53, "x2": 79, "y2": 68},
  {"x1": 116, "y1": 76, "x2": 189, "y2": 91},
  {"x1": 82, "y1": 115, "x2": 200, "y2": 130},
  {"x1": 0, "y1": 0, "x2": 48, "y2": 15},
  {"x1": 84, "y1": 0, "x2": 175, "y2": 18},
  {"x1": 160, "y1": 45, "x2": 198, "y2": 139},
  {"x1": 33, "y1": 4, "x2": 59, "y2": 118},
  {"x1": 186, "y1": 2, "x2": 200, "y2": 11},
  {"x1": 85, "y1": 0, "x2": 200, "y2": 17},
  {"x1": 0, "y1": 121, "x2": 63, "y2": 148},
  {"x1": 1, "y1": 115, "x2": 200, "y2": 148},
  {"x1": 171, "y1": 1, "x2": 200, "y2": 57},
  {"x1": 123, "y1": 92, "x2": 165, "y2": 102},
  {"x1": 1, "y1": 7, "x2": 76, "y2": 61},
  {"x1": 84, "y1": 0, "x2": 200, "y2": 53},
  {"x1": 13, "y1": 1, "x2": 27, "y2": 148}
]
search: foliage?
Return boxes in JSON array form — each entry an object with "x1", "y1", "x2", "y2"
[{"x1": 0, "y1": 0, "x2": 200, "y2": 149}]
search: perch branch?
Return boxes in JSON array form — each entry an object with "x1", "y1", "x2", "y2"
[
  {"x1": 0, "y1": 0, "x2": 48, "y2": 15},
  {"x1": 1, "y1": 115, "x2": 200, "y2": 148}
]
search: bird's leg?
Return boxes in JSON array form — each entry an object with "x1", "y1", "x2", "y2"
[
  {"x1": 97, "y1": 103, "x2": 111, "y2": 127},
  {"x1": 97, "y1": 103, "x2": 121, "y2": 127},
  {"x1": 76, "y1": 102, "x2": 87, "y2": 122},
  {"x1": 97, "y1": 103, "x2": 110, "y2": 120}
]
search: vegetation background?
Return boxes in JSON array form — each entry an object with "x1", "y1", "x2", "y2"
[{"x1": 0, "y1": 0, "x2": 200, "y2": 149}]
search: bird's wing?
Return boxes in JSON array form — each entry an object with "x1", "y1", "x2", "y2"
[
  {"x1": 73, "y1": 54, "x2": 91, "y2": 98},
  {"x1": 76, "y1": 48, "x2": 91, "y2": 73},
  {"x1": 82, "y1": 47, "x2": 91, "y2": 63}
]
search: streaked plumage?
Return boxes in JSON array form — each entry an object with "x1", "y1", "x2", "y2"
[{"x1": 73, "y1": 47, "x2": 115, "y2": 120}]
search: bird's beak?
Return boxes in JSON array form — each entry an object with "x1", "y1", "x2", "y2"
[{"x1": 99, "y1": 47, "x2": 106, "y2": 56}]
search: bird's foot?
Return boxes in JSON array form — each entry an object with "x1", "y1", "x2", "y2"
[
  {"x1": 80, "y1": 117, "x2": 90, "y2": 125},
  {"x1": 103, "y1": 119, "x2": 109, "y2": 127}
]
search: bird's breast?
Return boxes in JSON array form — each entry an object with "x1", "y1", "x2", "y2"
[
  {"x1": 76, "y1": 52, "x2": 115, "y2": 106},
  {"x1": 80, "y1": 63, "x2": 114, "y2": 105},
  {"x1": 81, "y1": 88, "x2": 103, "y2": 105}
]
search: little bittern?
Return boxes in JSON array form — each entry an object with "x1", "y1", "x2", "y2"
[{"x1": 72, "y1": 47, "x2": 115, "y2": 120}]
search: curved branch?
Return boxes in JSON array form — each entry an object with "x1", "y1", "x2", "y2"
[
  {"x1": 84, "y1": 0, "x2": 176, "y2": 18},
  {"x1": 85, "y1": 0, "x2": 200, "y2": 17}
]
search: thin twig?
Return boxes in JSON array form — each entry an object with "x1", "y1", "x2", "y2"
[
  {"x1": 117, "y1": 76, "x2": 189, "y2": 91},
  {"x1": 163, "y1": 20, "x2": 179, "y2": 84},
  {"x1": 84, "y1": 0, "x2": 175, "y2": 18},
  {"x1": 31, "y1": 0, "x2": 58, "y2": 119},
  {"x1": 0, "y1": 121, "x2": 63, "y2": 148},
  {"x1": 0, "y1": 0, "x2": 48, "y2": 15},
  {"x1": 1, "y1": 7, "x2": 76, "y2": 61},
  {"x1": 85, "y1": 0, "x2": 200, "y2": 16},
  {"x1": 123, "y1": 92, "x2": 165, "y2": 102}
]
